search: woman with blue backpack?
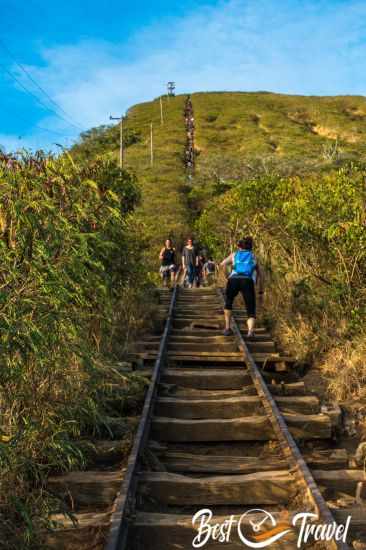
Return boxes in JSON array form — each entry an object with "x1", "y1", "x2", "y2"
[{"x1": 220, "y1": 237, "x2": 264, "y2": 337}]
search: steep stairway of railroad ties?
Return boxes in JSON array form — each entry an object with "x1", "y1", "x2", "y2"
[
  {"x1": 124, "y1": 288, "x2": 366, "y2": 549},
  {"x1": 45, "y1": 288, "x2": 366, "y2": 549}
]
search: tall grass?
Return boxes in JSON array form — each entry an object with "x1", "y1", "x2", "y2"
[{"x1": 0, "y1": 151, "x2": 149, "y2": 548}]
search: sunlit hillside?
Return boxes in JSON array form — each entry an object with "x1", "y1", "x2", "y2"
[{"x1": 191, "y1": 91, "x2": 366, "y2": 161}]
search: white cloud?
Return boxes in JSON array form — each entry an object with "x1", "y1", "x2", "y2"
[{"x1": 3, "y1": 0, "x2": 366, "y2": 151}]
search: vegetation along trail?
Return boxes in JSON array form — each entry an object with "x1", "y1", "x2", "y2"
[{"x1": 2, "y1": 92, "x2": 366, "y2": 549}]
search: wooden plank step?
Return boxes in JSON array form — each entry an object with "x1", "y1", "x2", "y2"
[
  {"x1": 160, "y1": 381, "x2": 306, "y2": 398},
  {"x1": 164, "y1": 335, "x2": 276, "y2": 351},
  {"x1": 138, "y1": 470, "x2": 295, "y2": 505},
  {"x1": 134, "y1": 342, "x2": 238, "y2": 352},
  {"x1": 168, "y1": 342, "x2": 240, "y2": 352},
  {"x1": 167, "y1": 316, "x2": 225, "y2": 321},
  {"x1": 161, "y1": 452, "x2": 287, "y2": 474},
  {"x1": 172, "y1": 320, "x2": 223, "y2": 330},
  {"x1": 130, "y1": 512, "x2": 297, "y2": 550},
  {"x1": 275, "y1": 395, "x2": 320, "y2": 413},
  {"x1": 48, "y1": 470, "x2": 122, "y2": 509},
  {"x1": 168, "y1": 353, "x2": 296, "y2": 365},
  {"x1": 152, "y1": 415, "x2": 272, "y2": 441},
  {"x1": 159, "y1": 448, "x2": 348, "y2": 474},
  {"x1": 159, "y1": 385, "x2": 249, "y2": 399},
  {"x1": 155, "y1": 395, "x2": 319, "y2": 418},
  {"x1": 152, "y1": 413, "x2": 331, "y2": 442},
  {"x1": 174, "y1": 307, "x2": 223, "y2": 312},
  {"x1": 155, "y1": 395, "x2": 264, "y2": 418},
  {"x1": 283, "y1": 412, "x2": 331, "y2": 439},
  {"x1": 168, "y1": 343, "x2": 239, "y2": 352},
  {"x1": 170, "y1": 328, "x2": 270, "y2": 336},
  {"x1": 161, "y1": 368, "x2": 296, "y2": 387},
  {"x1": 128, "y1": 352, "x2": 244, "y2": 363},
  {"x1": 145, "y1": 365, "x2": 297, "y2": 383},
  {"x1": 158, "y1": 334, "x2": 237, "y2": 341},
  {"x1": 166, "y1": 350, "x2": 254, "y2": 357},
  {"x1": 161, "y1": 368, "x2": 252, "y2": 389},
  {"x1": 313, "y1": 469, "x2": 366, "y2": 495},
  {"x1": 167, "y1": 355, "x2": 245, "y2": 363},
  {"x1": 133, "y1": 350, "x2": 295, "y2": 364}
]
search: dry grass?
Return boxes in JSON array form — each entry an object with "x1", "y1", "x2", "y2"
[{"x1": 320, "y1": 336, "x2": 366, "y2": 401}]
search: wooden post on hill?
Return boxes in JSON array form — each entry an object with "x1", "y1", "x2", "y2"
[
  {"x1": 160, "y1": 97, "x2": 164, "y2": 125},
  {"x1": 109, "y1": 114, "x2": 124, "y2": 169},
  {"x1": 120, "y1": 117, "x2": 124, "y2": 169},
  {"x1": 150, "y1": 122, "x2": 154, "y2": 167}
]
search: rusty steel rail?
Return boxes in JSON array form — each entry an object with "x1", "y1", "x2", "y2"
[
  {"x1": 218, "y1": 288, "x2": 350, "y2": 550},
  {"x1": 105, "y1": 285, "x2": 178, "y2": 550}
]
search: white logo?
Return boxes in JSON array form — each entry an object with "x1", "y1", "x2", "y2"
[
  {"x1": 192, "y1": 508, "x2": 351, "y2": 548},
  {"x1": 237, "y1": 509, "x2": 291, "y2": 548}
]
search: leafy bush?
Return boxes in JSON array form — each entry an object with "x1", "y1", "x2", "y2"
[
  {"x1": 71, "y1": 124, "x2": 142, "y2": 161},
  {"x1": 196, "y1": 163, "x2": 366, "y2": 393},
  {"x1": 0, "y1": 151, "x2": 144, "y2": 547}
]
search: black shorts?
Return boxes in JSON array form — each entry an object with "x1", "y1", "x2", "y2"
[{"x1": 224, "y1": 276, "x2": 256, "y2": 317}]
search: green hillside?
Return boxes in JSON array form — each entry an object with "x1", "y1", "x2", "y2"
[
  {"x1": 192, "y1": 91, "x2": 366, "y2": 161},
  {"x1": 73, "y1": 90, "x2": 366, "y2": 256},
  {"x1": 123, "y1": 96, "x2": 190, "y2": 255},
  {"x1": 73, "y1": 90, "x2": 366, "y2": 408},
  {"x1": 72, "y1": 95, "x2": 191, "y2": 267},
  {"x1": 72, "y1": 90, "x2": 366, "y2": 344},
  {"x1": 73, "y1": 91, "x2": 366, "y2": 243}
]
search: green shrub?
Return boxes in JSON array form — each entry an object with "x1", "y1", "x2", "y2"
[
  {"x1": 0, "y1": 151, "x2": 143, "y2": 548},
  {"x1": 196, "y1": 163, "x2": 366, "y2": 366}
]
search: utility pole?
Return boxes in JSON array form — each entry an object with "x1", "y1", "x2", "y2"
[
  {"x1": 109, "y1": 115, "x2": 124, "y2": 169},
  {"x1": 160, "y1": 96, "x2": 164, "y2": 125},
  {"x1": 150, "y1": 122, "x2": 154, "y2": 167},
  {"x1": 167, "y1": 81, "x2": 176, "y2": 97}
]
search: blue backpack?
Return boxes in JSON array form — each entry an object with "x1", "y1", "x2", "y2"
[{"x1": 233, "y1": 250, "x2": 256, "y2": 277}]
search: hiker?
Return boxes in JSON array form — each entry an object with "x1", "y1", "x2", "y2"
[
  {"x1": 159, "y1": 239, "x2": 177, "y2": 287},
  {"x1": 220, "y1": 237, "x2": 264, "y2": 337},
  {"x1": 182, "y1": 238, "x2": 198, "y2": 289},
  {"x1": 203, "y1": 257, "x2": 217, "y2": 286},
  {"x1": 195, "y1": 253, "x2": 206, "y2": 287}
]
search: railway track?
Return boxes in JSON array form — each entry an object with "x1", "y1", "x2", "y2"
[{"x1": 98, "y1": 286, "x2": 365, "y2": 550}]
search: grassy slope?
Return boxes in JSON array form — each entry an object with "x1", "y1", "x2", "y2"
[
  {"x1": 192, "y1": 91, "x2": 366, "y2": 161},
  {"x1": 122, "y1": 95, "x2": 190, "y2": 263}
]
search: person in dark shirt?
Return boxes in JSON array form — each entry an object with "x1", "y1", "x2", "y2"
[
  {"x1": 159, "y1": 239, "x2": 177, "y2": 287},
  {"x1": 196, "y1": 253, "x2": 206, "y2": 287},
  {"x1": 203, "y1": 257, "x2": 217, "y2": 286},
  {"x1": 182, "y1": 238, "x2": 198, "y2": 288}
]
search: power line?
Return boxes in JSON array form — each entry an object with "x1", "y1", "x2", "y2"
[
  {"x1": 0, "y1": 39, "x2": 84, "y2": 131},
  {"x1": 0, "y1": 52, "x2": 84, "y2": 134},
  {"x1": 0, "y1": 62, "x2": 84, "y2": 134}
]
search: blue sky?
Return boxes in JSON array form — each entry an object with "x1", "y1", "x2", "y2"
[{"x1": 1, "y1": 0, "x2": 366, "y2": 151}]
